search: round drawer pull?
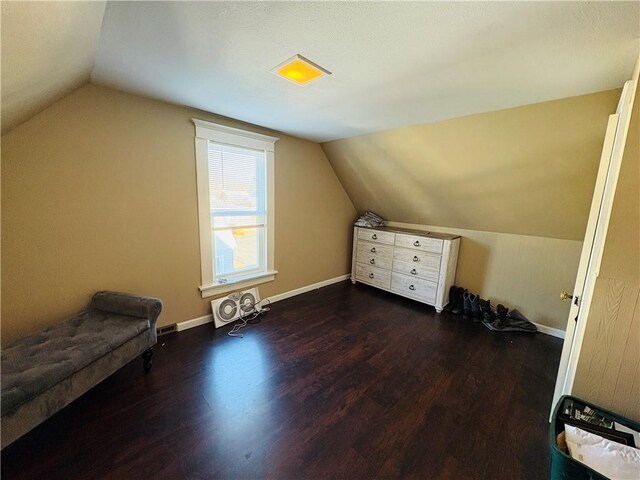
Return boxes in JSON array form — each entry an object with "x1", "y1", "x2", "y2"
[
  {"x1": 372, "y1": 234, "x2": 378, "y2": 240},
  {"x1": 409, "y1": 285, "x2": 415, "y2": 291},
  {"x1": 370, "y1": 259, "x2": 375, "y2": 265},
  {"x1": 413, "y1": 240, "x2": 420, "y2": 247},
  {"x1": 413, "y1": 256, "x2": 419, "y2": 262},
  {"x1": 371, "y1": 247, "x2": 376, "y2": 253},
  {"x1": 410, "y1": 269, "x2": 417, "y2": 275},
  {"x1": 369, "y1": 273, "x2": 374, "y2": 279}
]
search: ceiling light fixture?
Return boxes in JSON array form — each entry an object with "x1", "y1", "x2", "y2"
[{"x1": 271, "y1": 54, "x2": 331, "y2": 85}]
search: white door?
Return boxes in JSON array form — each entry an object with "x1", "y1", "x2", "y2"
[{"x1": 551, "y1": 79, "x2": 636, "y2": 414}]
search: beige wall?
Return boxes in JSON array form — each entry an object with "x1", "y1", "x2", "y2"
[
  {"x1": 387, "y1": 222, "x2": 581, "y2": 331},
  {"x1": 1, "y1": 84, "x2": 356, "y2": 345},
  {"x1": 573, "y1": 77, "x2": 640, "y2": 422},
  {"x1": 322, "y1": 90, "x2": 621, "y2": 330},
  {"x1": 322, "y1": 89, "x2": 620, "y2": 241}
]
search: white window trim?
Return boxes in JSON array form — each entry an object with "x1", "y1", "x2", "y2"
[{"x1": 192, "y1": 119, "x2": 279, "y2": 298}]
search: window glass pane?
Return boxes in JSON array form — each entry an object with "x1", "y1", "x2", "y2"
[
  {"x1": 213, "y1": 215, "x2": 262, "y2": 229},
  {"x1": 208, "y1": 143, "x2": 266, "y2": 214},
  {"x1": 214, "y1": 227, "x2": 262, "y2": 276}
]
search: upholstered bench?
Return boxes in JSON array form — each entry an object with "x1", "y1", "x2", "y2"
[{"x1": 1, "y1": 291, "x2": 162, "y2": 449}]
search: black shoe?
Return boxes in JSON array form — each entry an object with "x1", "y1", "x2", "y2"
[
  {"x1": 444, "y1": 286, "x2": 458, "y2": 312},
  {"x1": 470, "y1": 295, "x2": 482, "y2": 323},
  {"x1": 451, "y1": 288, "x2": 466, "y2": 315},
  {"x1": 464, "y1": 292, "x2": 478, "y2": 320},
  {"x1": 493, "y1": 304, "x2": 509, "y2": 329},
  {"x1": 496, "y1": 304, "x2": 509, "y2": 319},
  {"x1": 479, "y1": 298, "x2": 494, "y2": 323},
  {"x1": 462, "y1": 292, "x2": 472, "y2": 318}
]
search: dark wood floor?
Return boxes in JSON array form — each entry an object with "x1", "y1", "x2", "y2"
[{"x1": 2, "y1": 281, "x2": 563, "y2": 479}]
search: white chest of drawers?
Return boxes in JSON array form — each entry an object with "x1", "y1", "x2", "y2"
[{"x1": 351, "y1": 226, "x2": 460, "y2": 312}]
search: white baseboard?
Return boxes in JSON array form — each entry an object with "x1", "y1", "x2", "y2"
[
  {"x1": 175, "y1": 274, "x2": 351, "y2": 332},
  {"x1": 532, "y1": 322, "x2": 565, "y2": 339},
  {"x1": 176, "y1": 314, "x2": 213, "y2": 332},
  {"x1": 266, "y1": 274, "x2": 351, "y2": 304}
]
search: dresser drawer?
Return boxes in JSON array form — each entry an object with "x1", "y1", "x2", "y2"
[
  {"x1": 393, "y1": 247, "x2": 440, "y2": 281},
  {"x1": 395, "y1": 233, "x2": 443, "y2": 254},
  {"x1": 357, "y1": 228, "x2": 395, "y2": 245},
  {"x1": 356, "y1": 241, "x2": 393, "y2": 270},
  {"x1": 391, "y1": 272, "x2": 437, "y2": 303},
  {"x1": 355, "y1": 263, "x2": 392, "y2": 289}
]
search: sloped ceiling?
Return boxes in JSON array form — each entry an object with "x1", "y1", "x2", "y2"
[
  {"x1": 1, "y1": 1, "x2": 639, "y2": 140},
  {"x1": 0, "y1": 1, "x2": 106, "y2": 134},
  {"x1": 322, "y1": 89, "x2": 622, "y2": 240}
]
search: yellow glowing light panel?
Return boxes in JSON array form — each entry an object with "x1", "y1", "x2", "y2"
[{"x1": 273, "y1": 55, "x2": 330, "y2": 85}]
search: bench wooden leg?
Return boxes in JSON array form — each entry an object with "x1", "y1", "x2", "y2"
[{"x1": 142, "y1": 347, "x2": 153, "y2": 373}]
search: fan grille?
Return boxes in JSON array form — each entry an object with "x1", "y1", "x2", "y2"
[
  {"x1": 240, "y1": 292, "x2": 257, "y2": 313},
  {"x1": 217, "y1": 298, "x2": 238, "y2": 321}
]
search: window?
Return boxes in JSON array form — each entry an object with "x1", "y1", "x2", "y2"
[{"x1": 193, "y1": 119, "x2": 278, "y2": 297}]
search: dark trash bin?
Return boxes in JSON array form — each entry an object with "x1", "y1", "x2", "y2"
[{"x1": 550, "y1": 395, "x2": 640, "y2": 480}]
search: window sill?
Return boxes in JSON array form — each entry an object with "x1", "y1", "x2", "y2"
[{"x1": 199, "y1": 270, "x2": 278, "y2": 298}]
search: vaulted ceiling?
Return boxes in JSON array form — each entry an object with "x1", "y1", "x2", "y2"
[
  {"x1": 1, "y1": 1, "x2": 106, "y2": 134},
  {"x1": 2, "y1": 1, "x2": 639, "y2": 140}
]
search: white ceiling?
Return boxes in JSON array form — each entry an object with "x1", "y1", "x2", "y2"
[
  {"x1": 90, "y1": 1, "x2": 639, "y2": 142},
  {"x1": 1, "y1": 1, "x2": 106, "y2": 134},
  {"x1": 2, "y1": 2, "x2": 639, "y2": 141}
]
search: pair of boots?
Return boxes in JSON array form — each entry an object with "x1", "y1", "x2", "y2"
[
  {"x1": 445, "y1": 286, "x2": 492, "y2": 323},
  {"x1": 463, "y1": 292, "x2": 481, "y2": 322},
  {"x1": 466, "y1": 296, "x2": 537, "y2": 332},
  {"x1": 463, "y1": 292, "x2": 497, "y2": 323}
]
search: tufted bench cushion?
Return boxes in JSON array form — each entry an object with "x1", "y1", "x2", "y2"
[
  {"x1": 1, "y1": 311, "x2": 150, "y2": 416},
  {"x1": 0, "y1": 291, "x2": 162, "y2": 448}
]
